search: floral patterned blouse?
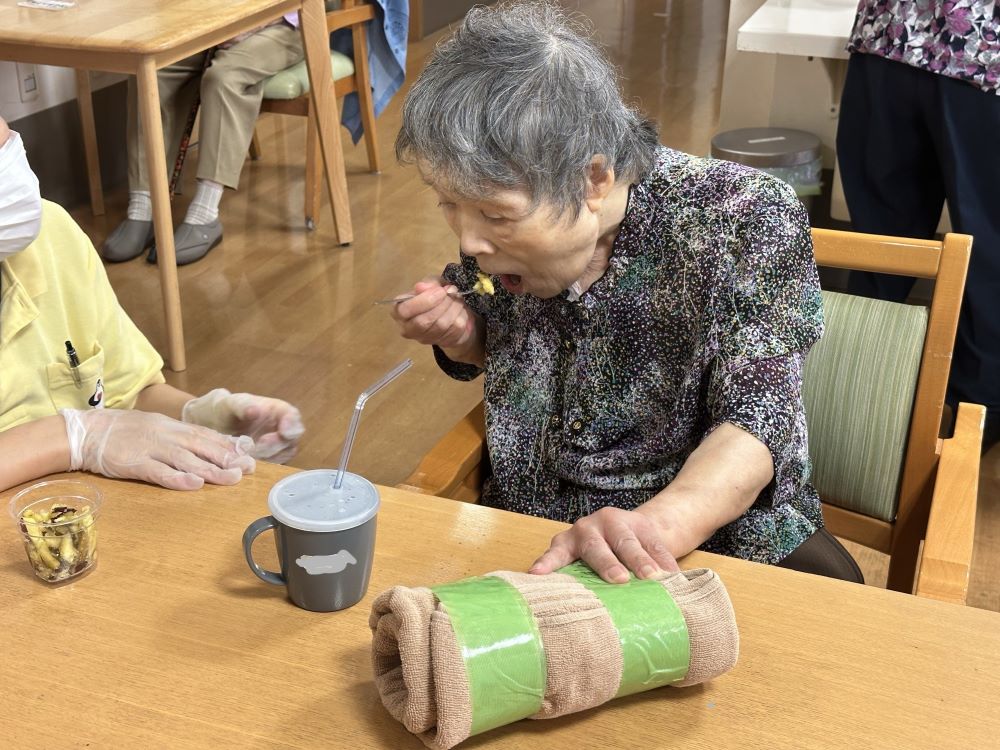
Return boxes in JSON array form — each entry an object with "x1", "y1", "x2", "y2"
[
  {"x1": 434, "y1": 147, "x2": 825, "y2": 565},
  {"x1": 848, "y1": 0, "x2": 1000, "y2": 94}
]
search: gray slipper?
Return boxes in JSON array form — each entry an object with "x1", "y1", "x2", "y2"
[
  {"x1": 101, "y1": 219, "x2": 154, "y2": 262},
  {"x1": 173, "y1": 219, "x2": 223, "y2": 265}
]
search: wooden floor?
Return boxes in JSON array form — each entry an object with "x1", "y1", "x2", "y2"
[{"x1": 69, "y1": 0, "x2": 998, "y2": 610}]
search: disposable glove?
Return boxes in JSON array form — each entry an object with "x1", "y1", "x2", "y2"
[
  {"x1": 181, "y1": 388, "x2": 304, "y2": 464},
  {"x1": 61, "y1": 408, "x2": 256, "y2": 491}
]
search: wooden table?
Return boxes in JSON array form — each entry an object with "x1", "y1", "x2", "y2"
[
  {"x1": 0, "y1": 0, "x2": 353, "y2": 372},
  {"x1": 2, "y1": 464, "x2": 999, "y2": 748}
]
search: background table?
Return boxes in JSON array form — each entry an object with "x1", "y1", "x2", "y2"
[
  {"x1": 736, "y1": 0, "x2": 857, "y2": 226},
  {"x1": 723, "y1": 0, "x2": 953, "y2": 232},
  {"x1": 0, "y1": 0, "x2": 353, "y2": 372},
  {"x1": 718, "y1": 0, "x2": 856, "y2": 176},
  {"x1": 736, "y1": 0, "x2": 856, "y2": 59},
  {"x1": 2, "y1": 464, "x2": 999, "y2": 748}
]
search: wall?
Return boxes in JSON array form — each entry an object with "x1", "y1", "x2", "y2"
[
  {"x1": 0, "y1": 62, "x2": 123, "y2": 121},
  {"x1": 0, "y1": 63, "x2": 128, "y2": 209},
  {"x1": 409, "y1": 0, "x2": 491, "y2": 41}
]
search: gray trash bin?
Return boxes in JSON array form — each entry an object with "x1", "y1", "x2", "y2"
[{"x1": 711, "y1": 127, "x2": 822, "y2": 206}]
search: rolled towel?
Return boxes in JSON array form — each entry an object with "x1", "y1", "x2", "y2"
[{"x1": 370, "y1": 566, "x2": 738, "y2": 749}]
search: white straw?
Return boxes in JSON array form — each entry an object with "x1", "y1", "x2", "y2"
[{"x1": 334, "y1": 359, "x2": 413, "y2": 489}]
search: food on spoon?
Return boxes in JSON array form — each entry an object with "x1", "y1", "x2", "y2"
[{"x1": 472, "y1": 272, "x2": 495, "y2": 296}]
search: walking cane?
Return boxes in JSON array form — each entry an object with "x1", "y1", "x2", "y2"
[{"x1": 147, "y1": 47, "x2": 216, "y2": 264}]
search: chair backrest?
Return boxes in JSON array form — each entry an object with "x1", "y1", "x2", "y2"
[
  {"x1": 810, "y1": 229, "x2": 971, "y2": 591},
  {"x1": 802, "y1": 290, "x2": 927, "y2": 522}
]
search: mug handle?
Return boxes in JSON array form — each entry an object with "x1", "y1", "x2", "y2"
[{"x1": 242, "y1": 516, "x2": 285, "y2": 586}]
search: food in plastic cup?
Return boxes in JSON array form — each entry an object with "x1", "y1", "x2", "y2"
[{"x1": 8, "y1": 479, "x2": 101, "y2": 583}]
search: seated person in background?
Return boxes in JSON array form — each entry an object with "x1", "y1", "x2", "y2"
[
  {"x1": 101, "y1": 14, "x2": 304, "y2": 265},
  {"x1": 0, "y1": 116, "x2": 304, "y2": 493},
  {"x1": 391, "y1": 1, "x2": 862, "y2": 584}
]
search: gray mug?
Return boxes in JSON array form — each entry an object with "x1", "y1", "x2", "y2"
[{"x1": 243, "y1": 470, "x2": 379, "y2": 612}]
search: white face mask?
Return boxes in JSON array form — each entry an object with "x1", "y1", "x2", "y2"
[{"x1": 0, "y1": 131, "x2": 43, "y2": 260}]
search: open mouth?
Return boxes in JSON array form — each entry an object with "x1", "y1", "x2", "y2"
[{"x1": 499, "y1": 274, "x2": 524, "y2": 294}]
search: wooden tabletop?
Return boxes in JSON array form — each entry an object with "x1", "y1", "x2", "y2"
[
  {"x1": 0, "y1": 0, "x2": 300, "y2": 59},
  {"x1": 2, "y1": 463, "x2": 998, "y2": 749}
]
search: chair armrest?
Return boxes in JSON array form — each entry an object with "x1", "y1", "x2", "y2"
[
  {"x1": 915, "y1": 402, "x2": 985, "y2": 605},
  {"x1": 398, "y1": 402, "x2": 486, "y2": 503}
]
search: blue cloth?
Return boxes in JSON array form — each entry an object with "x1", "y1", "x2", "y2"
[{"x1": 332, "y1": 0, "x2": 408, "y2": 143}]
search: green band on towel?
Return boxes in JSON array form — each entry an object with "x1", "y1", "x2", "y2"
[
  {"x1": 560, "y1": 562, "x2": 690, "y2": 697},
  {"x1": 431, "y1": 576, "x2": 546, "y2": 736}
]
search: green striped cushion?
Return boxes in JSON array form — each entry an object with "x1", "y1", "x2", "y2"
[
  {"x1": 802, "y1": 291, "x2": 927, "y2": 522},
  {"x1": 261, "y1": 50, "x2": 355, "y2": 100}
]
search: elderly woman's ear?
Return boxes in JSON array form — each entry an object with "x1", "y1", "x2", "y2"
[
  {"x1": 0, "y1": 116, "x2": 11, "y2": 148},
  {"x1": 584, "y1": 155, "x2": 616, "y2": 212}
]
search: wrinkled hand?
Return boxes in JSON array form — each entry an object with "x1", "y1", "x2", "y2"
[
  {"x1": 182, "y1": 388, "x2": 304, "y2": 463},
  {"x1": 528, "y1": 507, "x2": 679, "y2": 583},
  {"x1": 389, "y1": 278, "x2": 478, "y2": 349},
  {"x1": 61, "y1": 408, "x2": 256, "y2": 491}
]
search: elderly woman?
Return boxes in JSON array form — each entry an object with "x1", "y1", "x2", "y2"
[{"x1": 391, "y1": 1, "x2": 862, "y2": 585}]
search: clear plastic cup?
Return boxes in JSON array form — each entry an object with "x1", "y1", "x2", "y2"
[{"x1": 8, "y1": 479, "x2": 102, "y2": 583}]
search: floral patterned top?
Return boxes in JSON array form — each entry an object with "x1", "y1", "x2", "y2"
[
  {"x1": 433, "y1": 147, "x2": 825, "y2": 565},
  {"x1": 848, "y1": 0, "x2": 1000, "y2": 94}
]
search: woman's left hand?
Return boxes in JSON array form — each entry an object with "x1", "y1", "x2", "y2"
[{"x1": 528, "y1": 506, "x2": 680, "y2": 583}]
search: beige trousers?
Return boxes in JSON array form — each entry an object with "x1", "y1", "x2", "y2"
[{"x1": 127, "y1": 23, "x2": 303, "y2": 191}]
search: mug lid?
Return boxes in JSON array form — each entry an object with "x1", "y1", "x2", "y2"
[{"x1": 267, "y1": 470, "x2": 379, "y2": 533}]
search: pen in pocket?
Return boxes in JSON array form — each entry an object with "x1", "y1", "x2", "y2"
[{"x1": 65, "y1": 340, "x2": 82, "y2": 388}]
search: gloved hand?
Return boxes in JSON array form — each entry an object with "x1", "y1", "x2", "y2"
[
  {"x1": 181, "y1": 388, "x2": 304, "y2": 464},
  {"x1": 61, "y1": 408, "x2": 256, "y2": 491}
]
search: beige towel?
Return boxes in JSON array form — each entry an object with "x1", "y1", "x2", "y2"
[{"x1": 370, "y1": 568, "x2": 739, "y2": 749}]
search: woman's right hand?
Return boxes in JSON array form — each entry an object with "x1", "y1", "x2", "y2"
[
  {"x1": 61, "y1": 409, "x2": 256, "y2": 491},
  {"x1": 389, "y1": 278, "x2": 480, "y2": 350}
]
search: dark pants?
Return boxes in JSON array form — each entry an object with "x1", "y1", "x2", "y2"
[
  {"x1": 777, "y1": 528, "x2": 864, "y2": 583},
  {"x1": 836, "y1": 53, "x2": 1000, "y2": 418}
]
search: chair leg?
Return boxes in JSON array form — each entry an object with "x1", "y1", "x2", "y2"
[
  {"x1": 886, "y1": 517, "x2": 924, "y2": 594},
  {"x1": 352, "y1": 23, "x2": 381, "y2": 173},
  {"x1": 248, "y1": 127, "x2": 263, "y2": 161},
  {"x1": 304, "y1": 99, "x2": 323, "y2": 231}
]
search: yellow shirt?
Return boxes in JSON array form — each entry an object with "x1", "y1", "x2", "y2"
[{"x1": 0, "y1": 200, "x2": 165, "y2": 431}]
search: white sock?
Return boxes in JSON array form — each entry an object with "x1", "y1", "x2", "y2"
[
  {"x1": 126, "y1": 190, "x2": 152, "y2": 221},
  {"x1": 183, "y1": 180, "x2": 224, "y2": 225}
]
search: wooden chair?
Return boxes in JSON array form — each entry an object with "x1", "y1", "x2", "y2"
[
  {"x1": 400, "y1": 228, "x2": 984, "y2": 602},
  {"x1": 398, "y1": 401, "x2": 488, "y2": 504},
  {"x1": 73, "y1": 1, "x2": 379, "y2": 233},
  {"x1": 257, "y1": 0, "x2": 381, "y2": 230}
]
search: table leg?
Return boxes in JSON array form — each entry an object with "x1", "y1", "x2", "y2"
[
  {"x1": 304, "y1": 96, "x2": 322, "y2": 230},
  {"x1": 299, "y1": 0, "x2": 353, "y2": 245},
  {"x1": 136, "y1": 57, "x2": 186, "y2": 372},
  {"x1": 74, "y1": 69, "x2": 105, "y2": 217}
]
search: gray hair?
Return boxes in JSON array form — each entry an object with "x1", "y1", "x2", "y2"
[{"x1": 396, "y1": 0, "x2": 659, "y2": 218}]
